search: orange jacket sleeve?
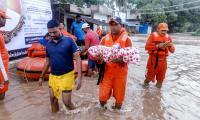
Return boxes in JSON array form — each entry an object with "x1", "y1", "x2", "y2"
[
  {"x1": 168, "y1": 37, "x2": 175, "y2": 53},
  {"x1": 0, "y1": 35, "x2": 5, "y2": 50},
  {"x1": 0, "y1": 34, "x2": 9, "y2": 62},
  {"x1": 125, "y1": 36, "x2": 132, "y2": 47},
  {"x1": 100, "y1": 37, "x2": 105, "y2": 45},
  {"x1": 145, "y1": 34, "x2": 158, "y2": 51}
]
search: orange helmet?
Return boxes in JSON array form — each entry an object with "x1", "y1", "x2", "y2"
[{"x1": 158, "y1": 23, "x2": 168, "y2": 31}]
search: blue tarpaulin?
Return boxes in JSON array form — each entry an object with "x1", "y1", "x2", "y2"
[{"x1": 139, "y1": 23, "x2": 149, "y2": 34}]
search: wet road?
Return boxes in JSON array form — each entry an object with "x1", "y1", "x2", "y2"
[{"x1": 0, "y1": 40, "x2": 200, "y2": 120}]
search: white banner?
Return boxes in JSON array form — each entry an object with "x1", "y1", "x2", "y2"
[
  {"x1": 0, "y1": 0, "x2": 52, "y2": 59},
  {"x1": 22, "y1": 0, "x2": 52, "y2": 44}
]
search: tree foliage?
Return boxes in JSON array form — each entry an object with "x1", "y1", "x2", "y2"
[{"x1": 133, "y1": 0, "x2": 200, "y2": 32}]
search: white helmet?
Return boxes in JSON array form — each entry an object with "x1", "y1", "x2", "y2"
[{"x1": 82, "y1": 23, "x2": 90, "y2": 29}]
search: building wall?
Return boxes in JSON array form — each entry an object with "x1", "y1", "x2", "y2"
[
  {"x1": 93, "y1": 14, "x2": 108, "y2": 22},
  {"x1": 91, "y1": 5, "x2": 112, "y2": 16},
  {"x1": 93, "y1": 13, "x2": 109, "y2": 31},
  {"x1": 70, "y1": 4, "x2": 91, "y2": 15},
  {"x1": 126, "y1": 11, "x2": 141, "y2": 20},
  {"x1": 113, "y1": 11, "x2": 126, "y2": 23}
]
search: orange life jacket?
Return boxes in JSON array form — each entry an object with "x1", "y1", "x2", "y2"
[
  {"x1": 101, "y1": 29, "x2": 130, "y2": 73},
  {"x1": 103, "y1": 30, "x2": 129, "y2": 48},
  {"x1": 61, "y1": 29, "x2": 77, "y2": 41},
  {"x1": 149, "y1": 32, "x2": 171, "y2": 56},
  {"x1": 0, "y1": 32, "x2": 9, "y2": 63},
  {"x1": 0, "y1": 34, "x2": 9, "y2": 85},
  {"x1": 27, "y1": 43, "x2": 46, "y2": 57}
]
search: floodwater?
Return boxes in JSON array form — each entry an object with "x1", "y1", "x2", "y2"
[{"x1": 0, "y1": 36, "x2": 200, "y2": 120}]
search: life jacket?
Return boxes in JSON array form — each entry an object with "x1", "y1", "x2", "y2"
[
  {"x1": 0, "y1": 34, "x2": 9, "y2": 63},
  {"x1": 148, "y1": 32, "x2": 171, "y2": 69},
  {"x1": 98, "y1": 29, "x2": 129, "y2": 85},
  {"x1": 149, "y1": 32, "x2": 170, "y2": 56},
  {"x1": 27, "y1": 43, "x2": 46, "y2": 57},
  {"x1": 0, "y1": 34, "x2": 9, "y2": 85},
  {"x1": 103, "y1": 29, "x2": 129, "y2": 48},
  {"x1": 61, "y1": 29, "x2": 77, "y2": 41}
]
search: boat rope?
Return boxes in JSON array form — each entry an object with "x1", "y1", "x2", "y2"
[{"x1": 23, "y1": 58, "x2": 31, "y2": 83}]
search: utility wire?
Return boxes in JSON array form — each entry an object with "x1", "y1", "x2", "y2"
[
  {"x1": 136, "y1": 0, "x2": 200, "y2": 11},
  {"x1": 139, "y1": 5, "x2": 200, "y2": 14}
]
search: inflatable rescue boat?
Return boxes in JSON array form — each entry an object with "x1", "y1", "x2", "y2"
[{"x1": 16, "y1": 43, "x2": 88, "y2": 80}]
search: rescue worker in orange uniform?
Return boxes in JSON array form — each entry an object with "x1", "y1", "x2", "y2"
[
  {"x1": 143, "y1": 23, "x2": 175, "y2": 88},
  {"x1": 99, "y1": 17, "x2": 132, "y2": 109},
  {"x1": 59, "y1": 23, "x2": 77, "y2": 41},
  {"x1": 0, "y1": 10, "x2": 10, "y2": 100}
]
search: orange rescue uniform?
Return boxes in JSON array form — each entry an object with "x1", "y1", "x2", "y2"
[
  {"x1": 60, "y1": 29, "x2": 77, "y2": 41},
  {"x1": 0, "y1": 33, "x2": 9, "y2": 93},
  {"x1": 145, "y1": 32, "x2": 175, "y2": 82},
  {"x1": 99, "y1": 28, "x2": 132, "y2": 104}
]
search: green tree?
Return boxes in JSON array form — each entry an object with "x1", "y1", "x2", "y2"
[{"x1": 133, "y1": 0, "x2": 200, "y2": 33}]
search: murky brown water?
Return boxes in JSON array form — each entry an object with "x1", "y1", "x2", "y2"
[{"x1": 0, "y1": 38, "x2": 200, "y2": 120}]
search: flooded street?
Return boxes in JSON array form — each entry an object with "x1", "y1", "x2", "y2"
[{"x1": 0, "y1": 38, "x2": 200, "y2": 120}]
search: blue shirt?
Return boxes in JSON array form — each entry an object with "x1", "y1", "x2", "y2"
[
  {"x1": 39, "y1": 38, "x2": 48, "y2": 46},
  {"x1": 71, "y1": 21, "x2": 85, "y2": 41},
  {"x1": 46, "y1": 35, "x2": 79, "y2": 75}
]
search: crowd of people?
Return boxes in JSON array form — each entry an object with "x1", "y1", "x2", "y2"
[{"x1": 0, "y1": 10, "x2": 175, "y2": 113}]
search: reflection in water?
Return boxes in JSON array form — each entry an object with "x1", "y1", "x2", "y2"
[
  {"x1": 0, "y1": 102, "x2": 11, "y2": 120},
  {"x1": 142, "y1": 89, "x2": 165, "y2": 120}
]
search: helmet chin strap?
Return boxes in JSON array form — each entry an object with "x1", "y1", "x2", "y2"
[{"x1": 157, "y1": 30, "x2": 166, "y2": 36}]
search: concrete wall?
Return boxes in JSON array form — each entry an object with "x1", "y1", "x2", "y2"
[
  {"x1": 127, "y1": 11, "x2": 141, "y2": 20},
  {"x1": 93, "y1": 13, "x2": 109, "y2": 31},
  {"x1": 93, "y1": 14, "x2": 108, "y2": 21},
  {"x1": 70, "y1": 4, "x2": 91, "y2": 15},
  {"x1": 147, "y1": 26, "x2": 152, "y2": 34},
  {"x1": 113, "y1": 11, "x2": 126, "y2": 23},
  {"x1": 91, "y1": 5, "x2": 113, "y2": 16}
]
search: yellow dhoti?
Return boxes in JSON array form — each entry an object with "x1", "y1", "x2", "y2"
[{"x1": 48, "y1": 71, "x2": 75, "y2": 99}]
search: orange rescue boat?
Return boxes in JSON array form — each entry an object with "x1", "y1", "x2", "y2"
[
  {"x1": 16, "y1": 43, "x2": 88, "y2": 80},
  {"x1": 16, "y1": 57, "x2": 88, "y2": 80}
]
